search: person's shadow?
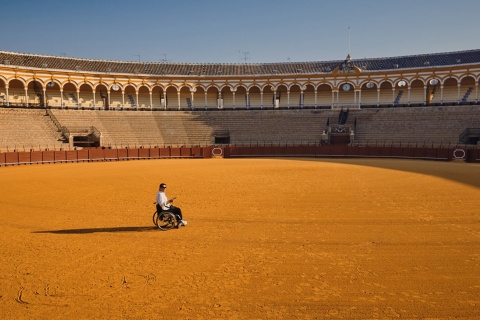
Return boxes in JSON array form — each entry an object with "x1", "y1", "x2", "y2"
[{"x1": 33, "y1": 226, "x2": 158, "y2": 234}]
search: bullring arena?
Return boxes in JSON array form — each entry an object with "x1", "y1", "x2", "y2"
[{"x1": 1, "y1": 50, "x2": 480, "y2": 319}]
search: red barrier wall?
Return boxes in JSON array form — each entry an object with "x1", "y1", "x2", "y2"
[
  {"x1": 2, "y1": 145, "x2": 478, "y2": 166},
  {"x1": 103, "y1": 149, "x2": 118, "y2": 160},
  {"x1": 43, "y1": 151, "x2": 55, "y2": 163},
  {"x1": 18, "y1": 152, "x2": 31, "y2": 164},
  {"x1": 54, "y1": 151, "x2": 66, "y2": 162},
  {"x1": 139, "y1": 148, "x2": 149, "y2": 158},
  {"x1": 66, "y1": 150, "x2": 78, "y2": 162},
  {"x1": 117, "y1": 149, "x2": 128, "y2": 159}
]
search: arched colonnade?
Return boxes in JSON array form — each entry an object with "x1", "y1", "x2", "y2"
[{"x1": 0, "y1": 75, "x2": 478, "y2": 109}]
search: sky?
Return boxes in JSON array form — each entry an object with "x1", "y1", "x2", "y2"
[{"x1": 2, "y1": 0, "x2": 479, "y2": 64}]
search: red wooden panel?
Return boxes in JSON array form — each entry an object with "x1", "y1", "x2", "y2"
[
  {"x1": 65, "y1": 150, "x2": 77, "y2": 162},
  {"x1": 424, "y1": 148, "x2": 437, "y2": 159},
  {"x1": 180, "y1": 147, "x2": 191, "y2": 157},
  {"x1": 202, "y1": 147, "x2": 213, "y2": 158},
  {"x1": 346, "y1": 146, "x2": 359, "y2": 156},
  {"x1": 402, "y1": 147, "x2": 415, "y2": 158},
  {"x1": 89, "y1": 149, "x2": 105, "y2": 160},
  {"x1": 77, "y1": 149, "x2": 89, "y2": 161},
  {"x1": 170, "y1": 148, "x2": 181, "y2": 157},
  {"x1": 18, "y1": 152, "x2": 31, "y2": 164},
  {"x1": 139, "y1": 148, "x2": 149, "y2": 158},
  {"x1": 0, "y1": 153, "x2": 5, "y2": 165},
  {"x1": 413, "y1": 148, "x2": 426, "y2": 158},
  {"x1": 149, "y1": 148, "x2": 160, "y2": 158},
  {"x1": 127, "y1": 148, "x2": 139, "y2": 159},
  {"x1": 54, "y1": 151, "x2": 66, "y2": 162},
  {"x1": 191, "y1": 147, "x2": 203, "y2": 157},
  {"x1": 103, "y1": 149, "x2": 118, "y2": 160},
  {"x1": 117, "y1": 148, "x2": 128, "y2": 159},
  {"x1": 42, "y1": 151, "x2": 55, "y2": 163},
  {"x1": 5, "y1": 152, "x2": 18, "y2": 165},
  {"x1": 160, "y1": 148, "x2": 171, "y2": 157}
]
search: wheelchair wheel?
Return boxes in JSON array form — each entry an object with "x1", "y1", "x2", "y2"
[
  {"x1": 152, "y1": 211, "x2": 159, "y2": 226},
  {"x1": 156, "y1": 212, "x2": 177, "y2": 231}
]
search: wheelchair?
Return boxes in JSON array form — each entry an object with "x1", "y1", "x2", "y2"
[{"x1": 152, "y1": 205, "x2": 180, "y2": 231}]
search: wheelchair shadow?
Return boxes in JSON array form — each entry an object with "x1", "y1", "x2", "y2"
[{"x1": 33, "y1": 226, "x2": 158, "y2": 234}]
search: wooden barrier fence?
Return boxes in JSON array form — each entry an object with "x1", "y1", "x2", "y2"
[{"x1": 1, "y1": 145, "x2": 478, "y2": 166}]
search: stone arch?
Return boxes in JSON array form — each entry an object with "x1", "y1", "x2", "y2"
[
  {"x1": 193, "y1": 85, "x2": 205, "y2": 109},
  {"x1": 62, "y1": 82, "x2": 77, "y2": 107},
  {"x1": 26, "y1": 80, "x2": 45, "y2": 106},
  {"x1": 179, "y1": 86, "x2": 192, "y2": 109},
  {"x1": 78, "y1": 83, "x2": 94, "y2": 107},
  {"x1": 360, "y1": 81, "x2": 378, "y2": 106},
  {"x1": 276, "y1": 84, "x2": 288, "y2": 108},
  {"x1": 220, "y1": 85, "x2": 234, "y2": 109},
  {"x1": 409, "y1": 79, "x2": 424, "y2": 105},
  {"x1": 262, "y1": 84, "x2": 275, "y2": 108},
  {"x1": 138, "y1": 84, "x2": 151, "y2": 108},
  {"x1": 0, "y1": 77, "x2": 6, "y2": 105},
  {"x1": 303, "y1": 84, "x2": 316, "y2": 107},
  {"x1": 95, "y1": 83, "x2": 109, "y2": 108},
  {"x1": 8, "y1": 79, "x2": 26, "y2": 106},
  {"x1": 124, "y1": 84, "x2": 137, "y2": 108},
  {"x1": 205, "y1": 86, "x2": 220, "y2": 109},
  {"x1": 317, "y1": 83, "x2": 332, "y2": 107},
  {"x1": 235, "y1": 85, "x2": 248, "y2": 108},
  {"x1": 337, "y1": 82, "x2": 355, "y2": 106},
  {"x1": 151, "y1": 84, "x2": 165, "y2": 109},
  {"x1": 459, "y1": 75, "x2": 476, "y2": 103},
  {"x1": 378, "y1": 80, "x2": 394, "y2": 106}
]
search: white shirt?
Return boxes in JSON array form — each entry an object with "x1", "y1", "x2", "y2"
[{"x1": 156, "y1": 191, "x2": 170, "y2": 210}]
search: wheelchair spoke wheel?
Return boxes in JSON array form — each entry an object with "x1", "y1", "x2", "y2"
[
  {"x1": 152, "y1": 211, "x2": 159, "y2": 226},
  {"x1": 156, "y1": 212, "x2": 176, "y2": 230}
]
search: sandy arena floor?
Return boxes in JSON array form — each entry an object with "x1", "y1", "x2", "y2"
[{"x1": 0, "y1": 158, "x2": 479, "y2": 319}]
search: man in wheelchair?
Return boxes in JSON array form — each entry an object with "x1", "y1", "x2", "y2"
[{"x1": 156, "y1": 183, "x2": 187, "y2": 226}]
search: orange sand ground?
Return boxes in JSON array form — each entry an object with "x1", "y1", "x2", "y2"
[{"x1": 0, "y1": 158, "x2": 479, "y2": 319}]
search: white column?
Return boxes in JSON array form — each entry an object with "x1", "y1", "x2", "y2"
[
  {"x1": 136, "y1": 91, "x2": 139, "y2": 108},
  {"x1": 440, "y1": 85, "x2": 444, "y2": 104},
  {"x1": 218, "y1": 91, "x2": 222, "y2": 109},
  {"x1": 43, "y1": 89, "x2": 47, "y2": 107},
  {"x1": 5, "y1": 87, "x2": 9, "y2": 106},
  {"x1": 121, "y1": 91, "x2": 125, "y2": 108},
  {"x1": 287, "y1": 91, "x2": 290, "y2": 107},
  {"x1": 76, "y1": 90, "x2": 80, "y2": 107},
  {"x1": 232, "y1": 91, "x2": 236, "y2": 108},
  {"x1": 177, "y1": 90, "x2": 181, "y2": 110},
  {"x1": 191, "y1": 91, "x2": 194, "y2": 108},
  {"x1": 25, "y1": 88, "x2": 29, "y2": 107},
  {"x1": 260, "y1": 91, "x2": 263, "y2": 108},
  {"x1": 376, "y1": 89, "x2": 380, "y2": 106},
  {"x1": 204, "y1": 91, "x2": 208, "y2": 108},
  {"x1": 407, "y1": 87, "x2": 411, "y2": 105},
  {"x1": 314, "y1": 90, "x2": 317, "y2": 107},
  {"x1": 457, "y1": 84, "x2": 461, "y2": 104},
  {"x1": 93, "y1": 90, "x2": 96, "y2": 108},
  {"x1": 476, "y1": 82, "x2": 478, "y2": 103},
  {"x1": 423, "y1": 85, "x2": 427, "y2": 105},
  {"x1": 60, "y1": 90, "x2": 64, "y2": 108},
  {"x1": 150, "y1": 91, "x2": 153, "y2": 109},
  {"x1": 107, "y1": 91, "x2": 111, "y2": 109},
  {"x1": 392, "y1": 88, "x2": 396, "y2": 106}
]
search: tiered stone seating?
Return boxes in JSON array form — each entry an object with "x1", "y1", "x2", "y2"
[
  {"x1": 0, "y1": 109, "x2": 68, "y2": 151},
  {"x1": 352, "y1": 105, "x2": 480, "y2": 146}
]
